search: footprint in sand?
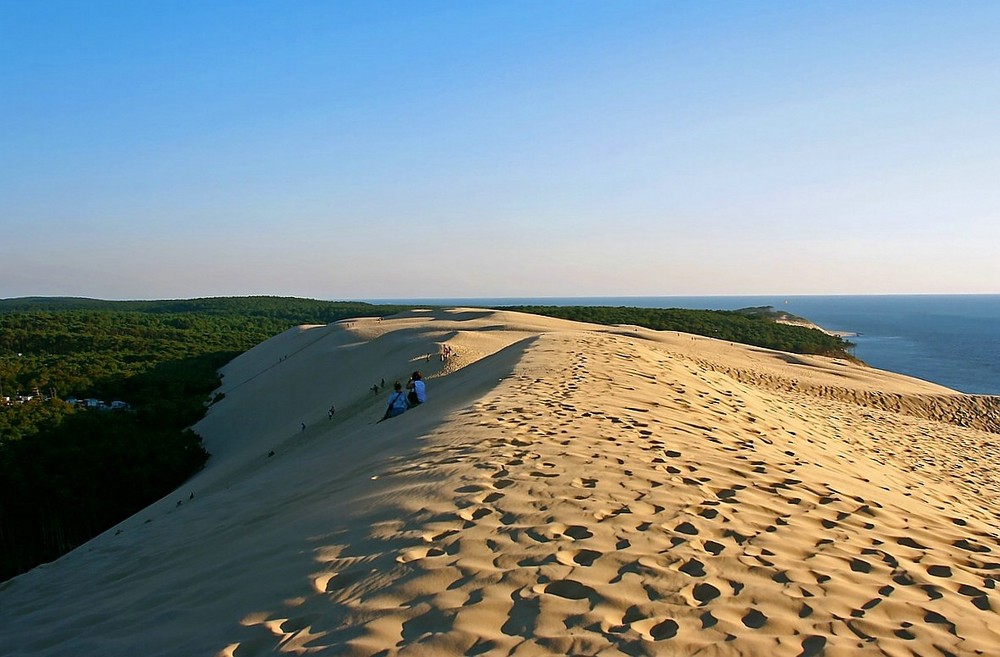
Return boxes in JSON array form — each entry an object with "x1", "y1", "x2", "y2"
[
  {"x1": 459, "y1": 507, "x2": 493, "y2": 522},
  {"x1": 674, "y1": 521, "x2": 699, "y2": 536},
  {"x1": 679, "y1": 558, "x2": 706, "y2": 577},
  {"x1": 962, "y1": 591, "x2": 992, "y2": 611},
  {"x1": 421, "y1": 528, "x2": 459, "y2": 542},
  {"x1": 314, "y1": 567, "x2": 365, "y2": 592},
  {"x1": 924, "y1": 610, "x2": 958, "y2": 635},
  {"x1": 631, "y1": 617, "x2": 679, "y2": 641},
  {"x1": 742, "y1": 608, "x2": 768, "y2": 629},
  {"x1": 686, "y1": 581, "x2": 721, "y2": 606},
  {"x1": 454, "y1": 484, "x2": 487, "y2": 494},
  {"x1": 715, "y1": 488, "x2": 738, "y2": 502},
  {"x1": 500, "y1": 591, "x2": 541, "y2": 638},
  {"x1": 850, "y1": 558, "x2": 873, "y2": 574},
  {"x1": 553, "y1": 524, "x2": 593, "y2": 540},
  {"x1": 397, "y1": 545, "x2": 446, "y2": 563},
  {"x1": 529, "y1": 470, "x2": 559, "y2": 478},
  {"x1": 897, "y1": 536, "x2": 929, "y2": 550},
  {"x1": 535, "y1": 579, "x2": 599, "y2": 602},
  {"x1": 926, "y1": 564, "x2": 952, "y2": 577},
  {"x1": 555, "y1": 548, "x2": 602, "y2": 567},
  {"x1": 799, "y1": 635, "x2": 827, "y2": 657},
  {"x1": 921, "y1": 584, "x2": 944, "y2": 601},
  {"x1": 954, "y1": 537, "x2": 991, "y2": 553},
  {"x1": 894, "y1": 626, "x2": 916, "y2": 640}
]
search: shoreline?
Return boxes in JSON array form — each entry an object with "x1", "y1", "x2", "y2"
[{"x1": 774, "y1": 315, "x2": 858, "y2": 338}]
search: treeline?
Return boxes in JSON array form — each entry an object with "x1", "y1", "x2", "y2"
[
  {"x1": 0, "y1": 298, "x2": 412, "y2": 400},
  {"x1": 502, "y1": 305, "x2": 855, "y2": 358},
  {"x1": 0, "y1": 297, "x2": 410, "y2": 580}
]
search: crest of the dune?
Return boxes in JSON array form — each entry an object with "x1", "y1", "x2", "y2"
[{"x1": 2, "y1": 308, "x2": 999, "y2": 657}]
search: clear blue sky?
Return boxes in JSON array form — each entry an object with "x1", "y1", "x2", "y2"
[{"x1": 2, "y1": 1, "x2": 998, "y2": 299}]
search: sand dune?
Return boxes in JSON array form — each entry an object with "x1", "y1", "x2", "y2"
[{"x1": 2, "y1": 308, "x2": 998, "y2": 656}]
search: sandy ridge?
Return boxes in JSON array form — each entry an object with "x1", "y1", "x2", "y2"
[
  {"x1": 697, "y1": 361, "x2": 1000, "y2": 435},
  {"x1": 226, "y1": 328, "x2": 1000, "y2": 656}
]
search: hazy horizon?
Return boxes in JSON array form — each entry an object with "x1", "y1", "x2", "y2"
[
  {"x1": 3, "y1": 2, "x2": 998, "y2": 299},
  {"x1": 5, "y1": 292, "x2": 1000, "y2": 305}
]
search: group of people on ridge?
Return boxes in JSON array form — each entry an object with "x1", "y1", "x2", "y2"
[{"x1": 380, "y1": 371, "x2": 426, "y2": 422}]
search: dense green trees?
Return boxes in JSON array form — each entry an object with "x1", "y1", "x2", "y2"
[
  {"x1": 0, "y1": 297, "x2": 410, "y2": 581},
  {"x1": 0, "y1": 407, "x2": 209, "y2": 575}
]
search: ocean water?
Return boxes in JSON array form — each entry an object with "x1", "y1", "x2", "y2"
[{"x1": 369, "y1": 295, "x2": 1000, "y2": 396}]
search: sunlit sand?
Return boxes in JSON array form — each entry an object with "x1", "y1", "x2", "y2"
[{"x1": 3, "y1": 308, "x2": 998, "y2": 656}]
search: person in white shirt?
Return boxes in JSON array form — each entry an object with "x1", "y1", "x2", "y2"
[{"x1": 406, "y1": 371, "x2": 426, "y2": 406}]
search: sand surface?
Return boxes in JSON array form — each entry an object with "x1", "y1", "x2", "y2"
[{"x1": 2, "y1": 308, "x2": 999, "y2": 656}]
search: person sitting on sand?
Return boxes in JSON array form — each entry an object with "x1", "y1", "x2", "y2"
[
  {"x1": 380, "y1": 382, "x2": 409, "y2": 422},
  {"x1": 406, "y1": 371, "x2": 426, "y2": 407}
]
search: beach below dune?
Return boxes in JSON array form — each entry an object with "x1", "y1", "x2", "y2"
[
  {"x1": 2, "y1": 308, "x2": 999, "y2": 656},
  {"x1": 774, "y1": 315, "x2": 857, "y2": 338}
]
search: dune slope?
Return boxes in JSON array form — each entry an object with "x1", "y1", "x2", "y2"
[{"x1": 2, "y1": 308, "x2": 998, "y2": 657}]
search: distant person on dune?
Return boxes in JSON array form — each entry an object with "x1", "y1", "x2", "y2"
[
  {"x1": 379, "y1": 382, "x2": 409, "y2": 422},
  {"x1": 407, "y1": 371, "x2": 426, "y2": 407}
]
